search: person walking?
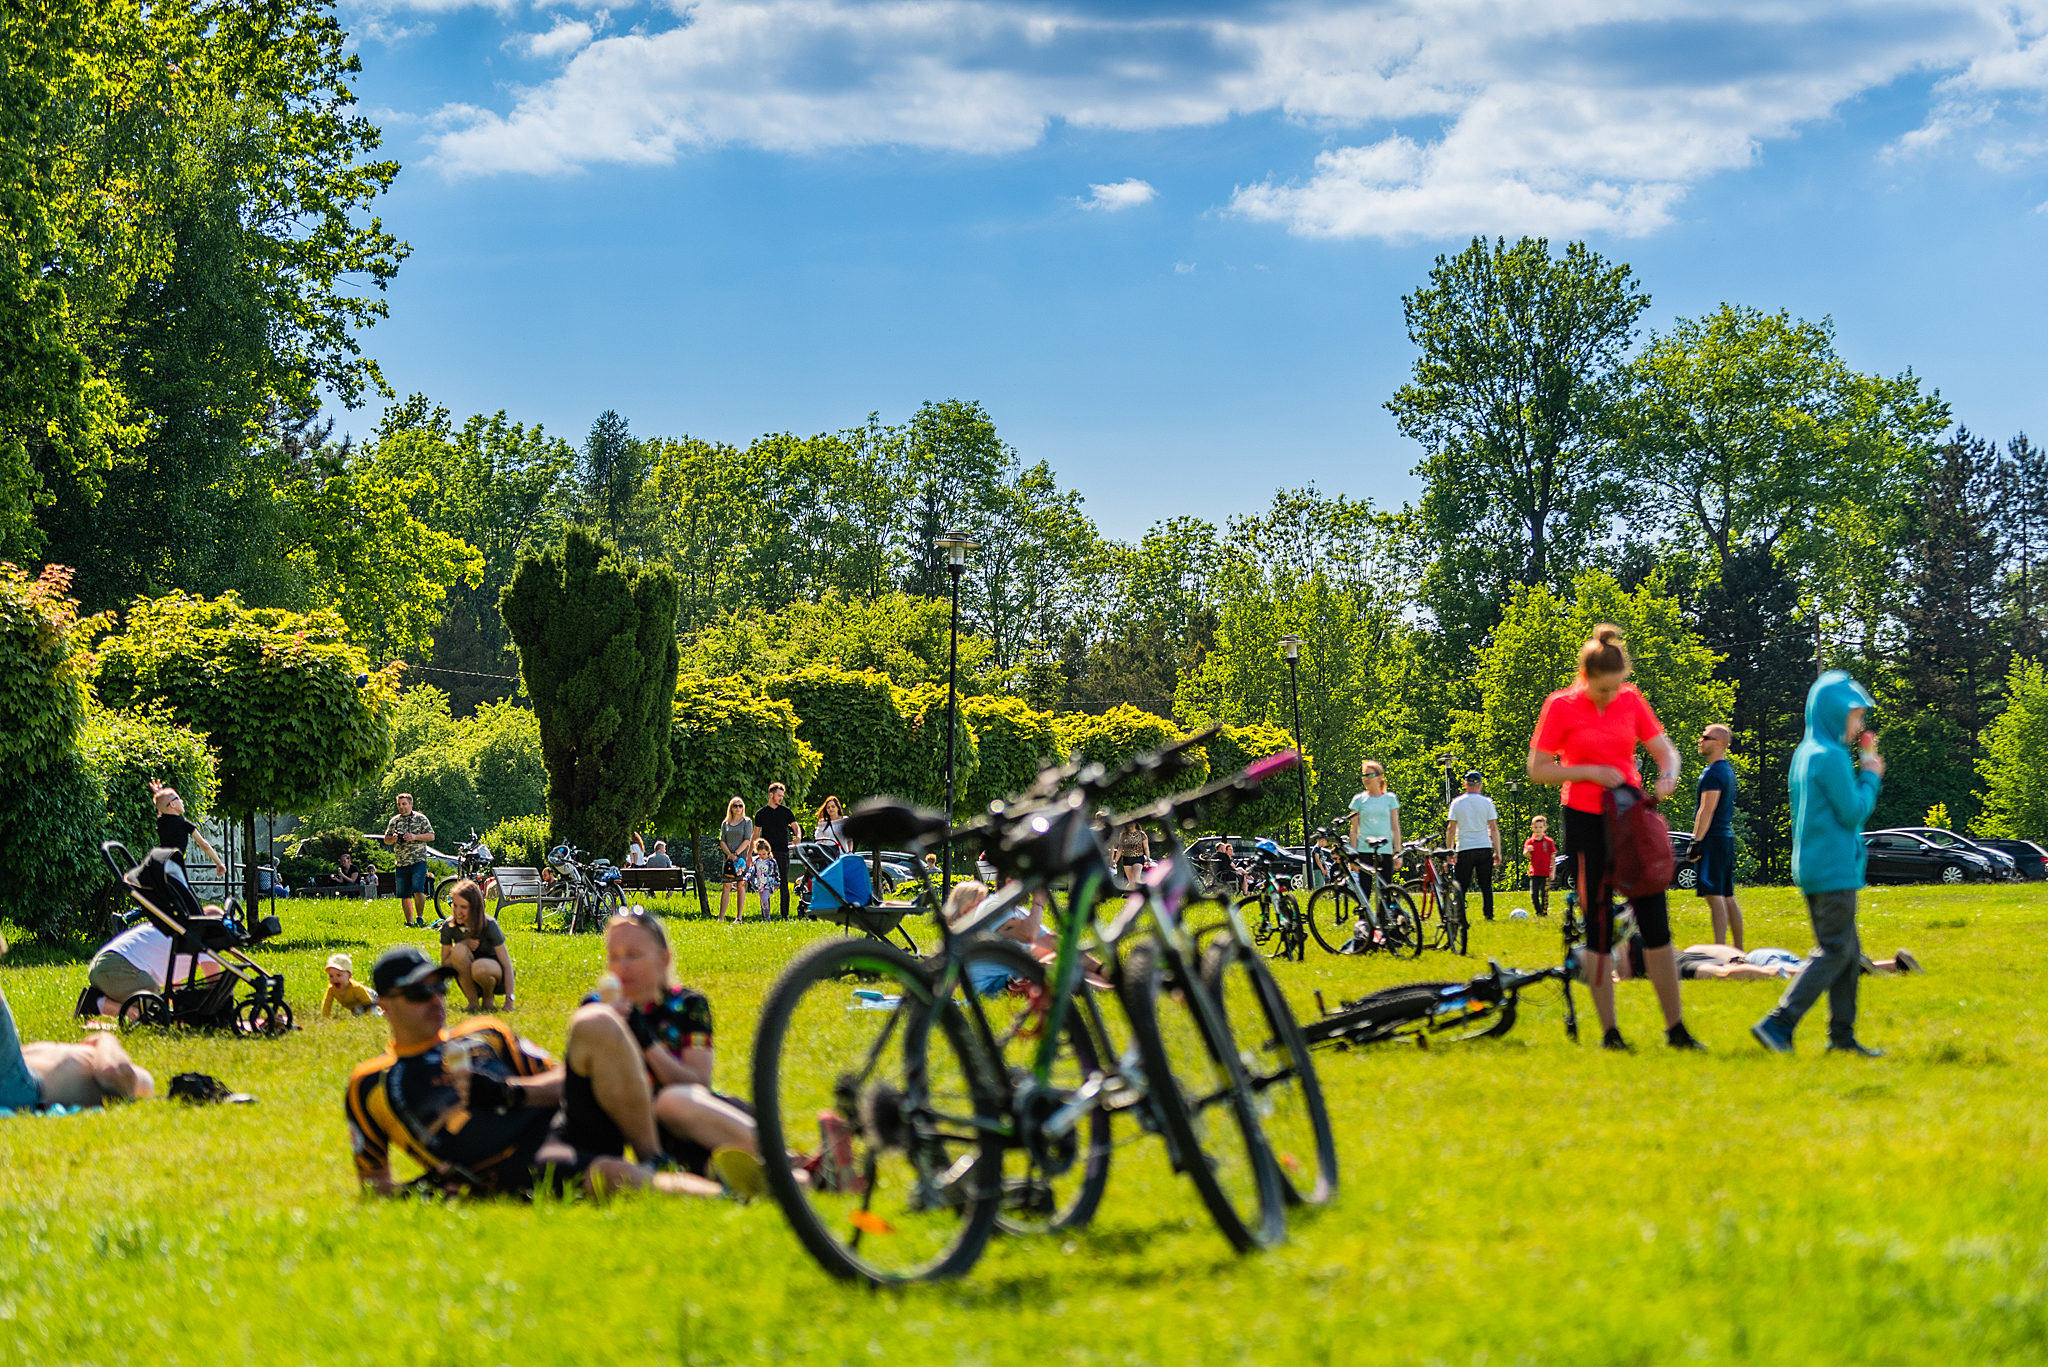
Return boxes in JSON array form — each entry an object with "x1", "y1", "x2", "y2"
[
  {"x1": 753, "y1": 783, "x2": 801, "y2": 920},
  {"x1": 1523, "y1": 814, "x2": 1557, "y2": 916},
  {"x1": 1445, "y1": 771, "x2": 1501, "y2": 921},
  {"x1": 717, "y1": 798, "x2": 753, "y2": 924},
  {"x1": 1751, "y1": 671, "x2": 1888, "y2": 1056},
  {"x1": 1692, "y1": 724, "x2": 1744, "y2": 948},
  {"x1": 382, "y1": 793, "x2": 436, "y2": 929},
  {"x1": 1346, "y1": 760, "x2": 1403, "y2": 911},
  {"x1": 1527, "y1": 624, "x2": 1703, "y2": 1051}
]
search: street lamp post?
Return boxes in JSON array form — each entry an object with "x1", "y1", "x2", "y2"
[
  {"x1": 935, "y1": 529, "x2": 978, "y2": 898},
  {"x1": 1278, "y1": 636, "x2": 1314, "y2": 889}
]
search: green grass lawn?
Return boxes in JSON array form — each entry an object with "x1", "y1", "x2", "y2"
[{"x1": 1, "y1": 882, "x2": 2044, "y2": 1366}]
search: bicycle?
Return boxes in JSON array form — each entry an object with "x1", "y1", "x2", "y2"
[
  {"x1": 1406, "y1": 842, "x2": 1469, "y2": 955},
  {"x1": 430, "y1": 829, "x2": 496, "y2": 922},
  {"x1": 750, "y1": 738, "x2": 1334, "y2": 1285},
  {"x1": 1236, "y1": 843, "x2": 1308, "y2": 962},
  {"x1": 1304, "y1": 831, "x2": 1423, "y2": 959},
  {"x1": 538, "y1": 845, "x2": 610, "y2": 933}
]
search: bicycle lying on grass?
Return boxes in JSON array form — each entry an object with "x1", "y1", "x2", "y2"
[
  {"x1": 1303, "y1": 956, "x2": 1581, "y2": 1049},
  {"x1": 750, "y1": 734, "x2": 1337, "y2": 1285}
]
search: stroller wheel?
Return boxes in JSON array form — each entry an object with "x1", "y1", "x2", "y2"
[
  {"x1": 263, "y1": 1001, "x2": 295, "y2": 1036},
  {"x1": 118, "y1": 992, "x2": 169, "y2": 1030}
]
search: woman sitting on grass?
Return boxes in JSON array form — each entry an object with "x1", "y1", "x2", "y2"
[
  {"x1": 563, "y1": 908, "x2": 768, "y2": 1196},
  {"x1": 440, "y1": 880, "x2": 516, "y2": 1012}
]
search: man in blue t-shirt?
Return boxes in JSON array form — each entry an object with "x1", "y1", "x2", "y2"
[{"x1": 1691, "y1": 724, "x2": 1743, "y2": 947}]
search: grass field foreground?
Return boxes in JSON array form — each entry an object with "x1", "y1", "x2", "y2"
[{"x1": 1, "y1": 882, "x2": 2044, "y2": 1366}]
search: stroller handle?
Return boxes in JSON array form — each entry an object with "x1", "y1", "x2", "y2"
[{"x1": 101, "y1": 840, "x2": 137, "y2": 880}]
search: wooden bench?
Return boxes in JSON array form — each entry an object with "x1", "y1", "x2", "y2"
[
  {"x1": 619, "y1": 867, "x2": 693, "y2": 898},
  {"x1": 491, "y1": 867, "x2": 568, "y2": 926}
]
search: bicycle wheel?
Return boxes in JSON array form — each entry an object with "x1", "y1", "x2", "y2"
[
  {"x1": 432, "y1": 875, "x2": 460, "y2": 922},
  {"x1": 1272, "y1": 892, "x2": 1305, "y2": 962},
  {"x1": 1118, "y1": 939, "x2": 1286, "y2": 1252},
  {"x1": 1234, "y1": 894, "x2": 1274, "y2": 947},
  {"x1": 752, "y1": 936, "x2": 1005, "y2": 1285},
  {"x1": 949, "y1": 935, "x2": 1112, "y2": 1237},
  {"x1": 1200, "y1": 936, "x2": 1337, "y2": 1206},
  {"x1": 1445, "y1": 884, "x2": 1469, "y2": 956},
  {"x1": 1383, "y1": 886, "x2": 1426, "y2": 960},
  {"x1": 1305, "y1": 886, "x2": 1360, "y2": 955}
]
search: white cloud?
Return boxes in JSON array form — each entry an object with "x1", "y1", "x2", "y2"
[
  {"x1": 1174, "y1": 260, "x2": 1196, "y2": 273},
  {"x1": 1080, "y1": 178, "x2": 1157, "y2": 211},
  {"x1": 521, "y1": 16, "x2": 596, "y2": 59},
  {"x1": 400, "y1": 0, "x2": 2048, "y2": 239}
]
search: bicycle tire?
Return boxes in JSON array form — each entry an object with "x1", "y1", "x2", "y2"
[
  {"x1": 1305, "y1": 885, "x2": 1359, "y2": 955},
  {"x1": 752, "y1": 935, "x2": 1006, "y2": 1285},
  {"x1": 1118, "y1": 939, "x2": 1286, "y2": 1252},
  {"x1": 1234, "y1": 894, "x2": 1274, "y2": 947},
  {"x1": 950, "y1": 935, "x2": 1113, "y2": 1237},
  {"x1": 1199, "y1": 936, "x2": 1338, "y2": 1206},
  {"x1": 432, "y1": 874, "x2": 460, "y2": 922},
  {"x1": 1273, "y1": 892, "x2": 1305, "y2": 962},
  {"x1": 1384, "y1": 886, "x2": 1426, "y2": 960}
]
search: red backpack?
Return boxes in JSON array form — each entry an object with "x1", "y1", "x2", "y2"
[{"x1": 1604, "y1": 784, "x2": 1674, "y2": 898}]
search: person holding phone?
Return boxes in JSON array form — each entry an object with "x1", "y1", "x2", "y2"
[{"x1": 1751, "y1": 671, "x2": 1888, "y2": 1056}]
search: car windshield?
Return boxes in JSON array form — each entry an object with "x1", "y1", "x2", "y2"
[{"x1": 1919, "y1": 830, "x2": 1964, "y2": 847}]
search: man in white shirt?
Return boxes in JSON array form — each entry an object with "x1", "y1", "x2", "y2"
[
  {"x1": 1445, "y1": 770, "x2": 1502, "y2": 922},
  {"x1": 79, "y1": 921, "x2": 224, "y2": 1017}
]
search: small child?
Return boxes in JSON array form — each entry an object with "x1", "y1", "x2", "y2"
[
  {"x1": 321, "y1": 953, "x2": 376, "y2": 1017},
  {"x1": 744, "y1": 839, "x2": 780, "y2": 920},
  {"x1": 1523, "y1": 815, "x2": 1557, "y2": 917}
]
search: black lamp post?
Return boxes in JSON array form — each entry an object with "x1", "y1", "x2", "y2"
[
  {"x1": 1278, "y1": 635, "x2": 1314, "y2": 889},
  {"x1": 935, "y1": 529, "x2": 978, "y2": 897}
]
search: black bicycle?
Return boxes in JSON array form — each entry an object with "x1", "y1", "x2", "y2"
[
  {"x1": 430, "y1": 829, "x2": 496, "y2": 922},
  {"x1": 1237, "y1": 845, "x2": 1309, "y2": 962},
  {"x1": 1304, "y1": 830, "x2": 1423, "y2": 958}
]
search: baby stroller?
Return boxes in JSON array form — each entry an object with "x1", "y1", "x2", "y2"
[
  {"x1": 796, "y1": 841, "x2": 921, "y2": 954},
  {"x1": 99, "y1": 841, "x2": 293, "y2": 1036},
  {"x1": 1301, "y1": 957, "x2": 1580, "y2": 1049}
]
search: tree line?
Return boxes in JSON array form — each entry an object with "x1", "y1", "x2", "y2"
[{"x1": 5, "y1": 1, "x2": 2043, "y2": 903}]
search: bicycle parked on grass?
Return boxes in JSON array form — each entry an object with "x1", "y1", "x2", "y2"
[
  {"x1": 537, "y1": 845, "x2": 616, "y2": 933},
  {"x1": 749, "y1": 735, "x2": 1336, "y2": 1285},
  {"x1": 430, "y1": 829, "x2": 495, "y2": 923},
  {"x1": 1405, "y1": 841, "x2": 1470, "y2": 956},
  {"x1": 1304, "y1": 831, "x2": 1423, "y2": 958},
  {"x1": 1237, "y1": 840, "x2": 1309, "y2": 961}
]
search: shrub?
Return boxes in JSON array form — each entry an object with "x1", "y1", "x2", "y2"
[
  {"x1": 481, "y1": 814, "x2": 552, "y2": 871},
  {"x1": 960, "y1": 694, "x2": 1060, "y2": 815},
  {"x1": 1203, "y1": 721, "x2": 1309, "y2": 838},
  {"x1": 766, "y1": 666, "x2": 901, "y2": 802},
  {"x1": 501, "y1": 527, "x2": 679, "y2": 860},
  {"x1": 277, "y1": 828, "x2": 375, "y2": 884},
  {"x1": 1053, "y1": 706, "x2": 1210, "y2": 814},
  {"x1": 894, "y1": 681, "x2": 979, "y2": 813}
]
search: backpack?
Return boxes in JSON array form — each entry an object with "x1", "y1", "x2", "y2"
[{"x1": 1604, "y1": 784, "x2": 1675, "y2": 898}]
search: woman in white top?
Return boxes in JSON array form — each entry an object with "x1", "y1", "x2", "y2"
[{"x1": 813, "y1": 795, "x2": 850, "y2": 851}]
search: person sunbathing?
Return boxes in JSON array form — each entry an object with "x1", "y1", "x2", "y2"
[
  {"x1": 2, "y1": 935, "x2": 154, "y2": 1110},
  {"x1": 1608, "y1": 936, "x2": 1921, "y2": 982}
]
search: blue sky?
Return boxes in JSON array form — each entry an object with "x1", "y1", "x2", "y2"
[{"x1": 337, "y1": 0, "x2": 2048, "y2": 539}]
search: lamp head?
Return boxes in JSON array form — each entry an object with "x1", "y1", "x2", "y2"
[
  {"x1": 935, "y1": 529, "x2": 979, "y2": 568},
  {"x1": 1277, "y1": 635, "x2": 1303, "y2": 662}
]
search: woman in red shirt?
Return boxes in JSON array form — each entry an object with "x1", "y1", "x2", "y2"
[{"x1": 1527, "y1": 625, "x2": 1701, "y2": 1051}]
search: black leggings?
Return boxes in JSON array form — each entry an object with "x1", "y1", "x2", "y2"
[{"x1": 1563, "y1": 807, "x2": 1670, "y2": 953}]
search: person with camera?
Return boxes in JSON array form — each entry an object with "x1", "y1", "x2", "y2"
[
  {"x1": 1527, "y1": 624, "x2": 1703, "y2": 1052},
  {"x1": 381, "y1": 793, "x2": 436, "y2": 929}
]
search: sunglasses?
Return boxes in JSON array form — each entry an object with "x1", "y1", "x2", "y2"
[{"x1": 396, "y1": 981, "x2": 447, "y2": 1003}]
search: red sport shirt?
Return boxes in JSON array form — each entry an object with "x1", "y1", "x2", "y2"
[{"x1": 1529, "y1": 683, "x2": 1665, "y2": 814}]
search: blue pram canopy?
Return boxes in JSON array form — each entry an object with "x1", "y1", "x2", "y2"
[{"x1": 810, "y1": 854, "x2": 874, "y2": 911}]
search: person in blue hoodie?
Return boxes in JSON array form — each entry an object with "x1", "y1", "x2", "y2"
[{"x1": 1751, "y1": 670, "x2": 1888, "y2": 1056}]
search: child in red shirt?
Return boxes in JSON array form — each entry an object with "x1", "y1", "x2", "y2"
[{"x1": 1523, "y1": 815, "x2": 1557, "y2": 916}]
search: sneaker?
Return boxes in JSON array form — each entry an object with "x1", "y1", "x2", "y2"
[
  {"x1": 1827, "y1": 1038, "x2": 1885, "y2": 1057},
  {"x1": 73, "y1": 984, "x2": 104, "y2": 1019},
  {"x1": 1750, "y1": 1017, "x2": 1794, "y2": 1054},
  {"x1": 711, "y1": 1147, "x2": 770, "y2": 1202},
  {"x1": 1895, "y1": 948, "x2": 1922, "y2": 974},
  {"x1": 1665, "y1": 1022, "x2": 1707, "y2": 1051},
  {"x1": 1601, "y1": 1027, "x2": 1630, "y2": 1052}
]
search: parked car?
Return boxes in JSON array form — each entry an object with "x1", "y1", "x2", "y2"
[
  {"x1": 1669, "y1": 832, "x2": 1698, "y2": 889},
  {"x1": 1973, "y1": 838, "x2": 2048, "y2": 880},
  {"x1": 1879, "y1": 827, "x2": 2019, "y2": 880},
  {"x1": 1862, "y1": 830, "x2": 1998, "y2": 884}
]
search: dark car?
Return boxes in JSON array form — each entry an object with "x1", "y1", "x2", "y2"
[
  {"x1": 1669, "y1": 832, "x2": 1698, "y2": 889},
  {"x1": 1973, "y1": 838, "x2": 2048, "y2": 880},
  {"x1": 1862, "y1": 830, "x2": 1997, "y2": 884},
  {"x1": 1881, "y1": 827, "x2": 2018, "y2": 880}
]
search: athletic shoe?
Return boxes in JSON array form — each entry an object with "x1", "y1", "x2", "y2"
[
  {"x1": 1750, "y1": 1017, "x2": 1794, "y2": 1054},
  {"x1": 1665, "y1": 1022, "x2": 1707, "y2": 1051},
  {"x1": 1827, "y1": 1039, "x2": 1885, "y2": 1057},
  {"x1": 1601, "y1": 1027, "x2": 1630, "y2": 1052},
  {"x1": 1895, "y1": 948, "x2": 1922, "y2": 974},
  {"x1": 73, "y1": 984, "x2": 103, "y2": 1019},
  {"x1": 712, "y1": 1147, "x2": 770, "y2": 1203}
]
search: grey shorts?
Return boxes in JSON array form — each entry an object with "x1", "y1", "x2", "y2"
[{"x1": 88, "y1": 950, "x2": 158, "y2": 1005}]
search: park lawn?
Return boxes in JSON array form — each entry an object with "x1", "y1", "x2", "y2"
[{"x1": 0, "y1": 882, "x2": 2044, "y2": 1367}]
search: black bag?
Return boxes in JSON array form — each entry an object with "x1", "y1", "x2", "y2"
[{"x1": 169, "y1": 1073, "x2": 256, "y2": 1105}]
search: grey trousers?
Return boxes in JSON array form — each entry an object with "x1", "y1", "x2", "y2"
[{"x1": 1766, "y1": 889, "x2": 1861, "y2": 1043}]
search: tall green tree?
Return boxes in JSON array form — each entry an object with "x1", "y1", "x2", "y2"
[
  {"x1": 1388, "y1": 236, "x2": 1650, "y2": 663},
  {"x1": 581, "y1": 410, "x2": 647, "y2": 551},
  {"x1": 94, "y1": 591, "x2": 400, "y2": 907},
  {"x1": 1974, "y1": 659, "x2": 2048, "y2": 841},
  {"x1": 501, "y1": 528, "x2": 680, "y2": 860}
]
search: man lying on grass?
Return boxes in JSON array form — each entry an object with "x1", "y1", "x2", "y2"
[
  {"x1": 1600, "y1": 935, "x2": 1922, "y2": 983},
  {"x1": 344, "y1": 944, "x2": 730, "y2": 1199},
  {"x1": 1, "y1": 933, "x2": 154, "y2": 1111}
]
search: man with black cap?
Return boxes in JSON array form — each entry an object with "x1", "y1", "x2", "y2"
[
  {"x1": 344, "y1": 945, "x2": 718, "y2": 1198},
  {"x1": 1445, "y1": 770, "x2": 1502, "y2": 922}
]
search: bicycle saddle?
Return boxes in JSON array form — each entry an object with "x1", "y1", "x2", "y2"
[{"x1": 843, "y1": 798, "x2": 950, "y2": 850}]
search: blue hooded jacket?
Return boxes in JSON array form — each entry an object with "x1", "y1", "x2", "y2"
[{"x1": 1789, "y1": 670, "x2": 1883, "y2": 893}]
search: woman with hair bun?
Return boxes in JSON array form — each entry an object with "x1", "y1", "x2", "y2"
[{"x1": 1526, "y1": 625, "x2": 1702, "y2": 1051}]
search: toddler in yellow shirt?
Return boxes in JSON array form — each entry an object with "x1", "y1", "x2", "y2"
[{"x1": 321, "y1": 953, "x2": 376, "y2": 1017}]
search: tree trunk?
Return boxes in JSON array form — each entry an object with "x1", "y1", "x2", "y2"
[
  {"x1": 242, "y1": 811, "x2": 259, "y2": 911},
  {"x1": 692, "y1": 822, "x2": 712, "y2": 919}
]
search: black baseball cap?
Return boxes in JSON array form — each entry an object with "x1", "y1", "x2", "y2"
[
  {"x1": 371, "y1": 944, "x2": 457, "y2": 996},
  {"x1": 1464, "y1": 769, "x2": 1483, "y2": 783}
]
